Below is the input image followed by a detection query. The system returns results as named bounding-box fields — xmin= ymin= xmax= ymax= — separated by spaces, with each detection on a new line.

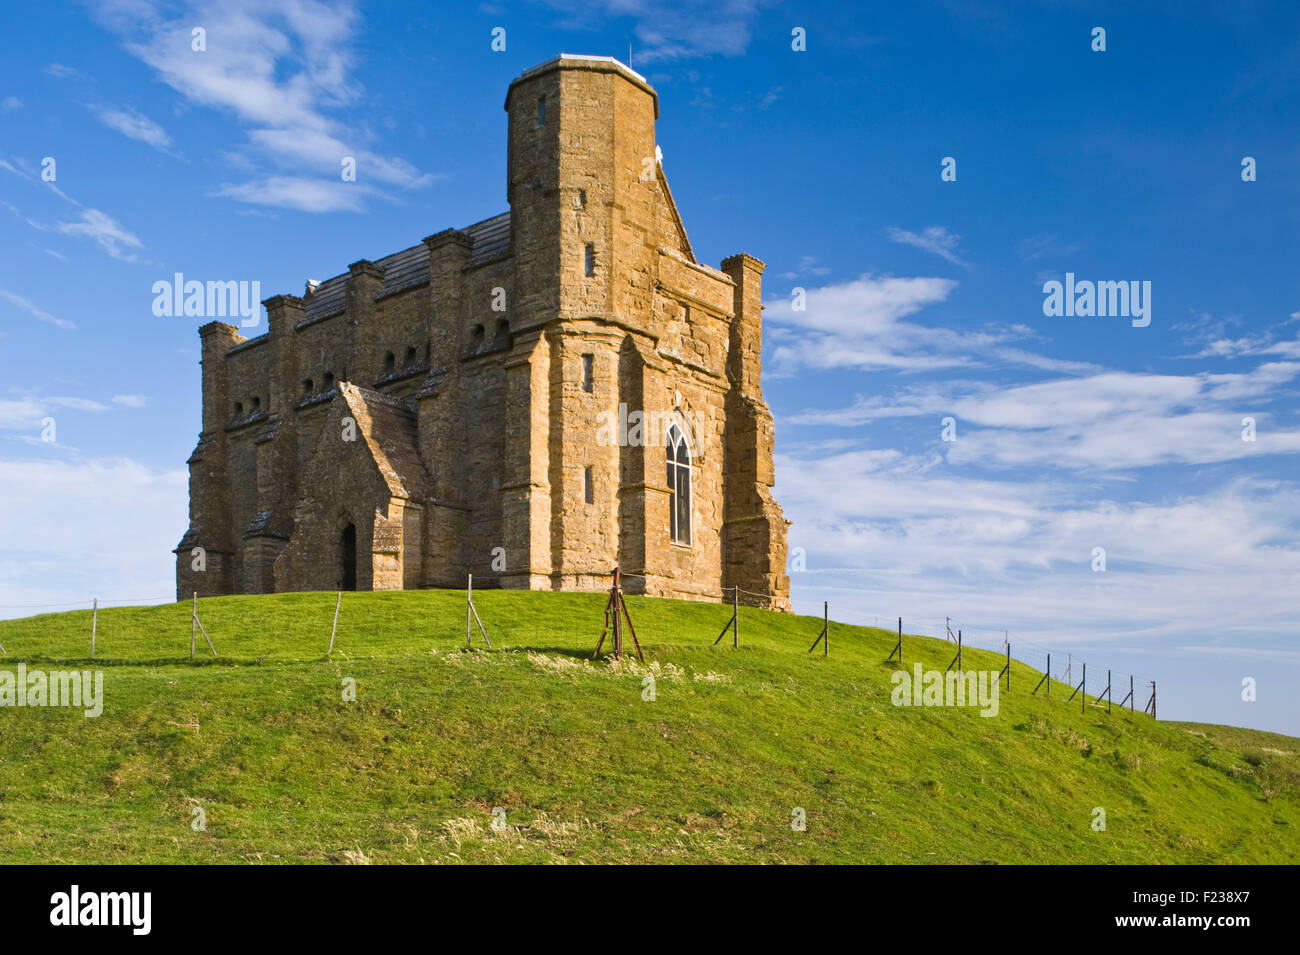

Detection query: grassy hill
xmin=0 ymin=589 xmax=1295 ymax=864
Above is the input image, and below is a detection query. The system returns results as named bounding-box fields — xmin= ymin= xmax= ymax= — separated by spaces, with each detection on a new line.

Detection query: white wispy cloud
xmin=55 ymin=208 xmax=145 ymax=262
xmin=89 ymin=103 xmax=173 ymax=152
xmin=1171 ymin=309 xmax=1300 ymax=359
xmin=1017 ymin=233 xmax=1082 ymax=263
xmin=212 ymin=176 xmax=369 ymax=213
xmin=544 ymin=0 xmax=774 ymax=63
xmin=764 ymin=274 xmax=1097 ymax=375
xmin=0 ymin=155 xmax=147 ymax=262
xmin=0 ymin=394 xmax=115 ymax=431
xmin=887 ymin=225 xmax=970 ymax=269
xmin=0 ymin=288 xmax=75 ymax=330
xmin=790 ymin=362 xmax=1300 ymax=471
xmin=91 ymin=0 xmax=433 ymax=211
xmin=776 ymin=254 xmax=831 ymax=280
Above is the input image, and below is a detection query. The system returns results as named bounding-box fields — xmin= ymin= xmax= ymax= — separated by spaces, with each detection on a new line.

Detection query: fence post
xmin=91 ymin=597 xmax=98 ymax=659
xmin=714 ymin=588 xmax=738 ymax=647
xmin=886 ymin=616 xmax=902 ymax=665
xmin=945 ymin=629 xmax=962 ymax=674
xmin=328 ymin=591 xmax=341 ymax=655
xmin=1082 ymin=663 xmax=1086 ymax=713
xmin=465 ymin=574 xmax=492 ymax=649
xmin=1033 ymin=652 xmax=1050 ymax=696
xmin=190 ymin=596 xmax=217 ymax=657
xmin=808 ymin=601 xmax=829 ymax=655
xmin=733 ymin=586 xmax=739 ymax=649
xmin=613 ymin=568 xmax=623 ymax=658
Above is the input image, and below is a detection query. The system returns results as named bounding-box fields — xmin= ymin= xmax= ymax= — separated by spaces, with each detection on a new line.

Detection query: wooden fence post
xmin=191 ymin=592 xmax=197 ymax=659
xmin=1032 ymin=653 xmax=1050 ymax=696
xmin=808 ymin=601 xmax=828 ymax=655
xmin=328 ymin=591 xmax=341 ymax=655
xmin=945 ymin=629 xmax=962 ymax=674
xmin=714 ymin=588 xmax=737 ymax=647
xmin=733 ymin=585 xmax=739 ymax=649
xmin=887 ymin=617 xmax=903 ymax=665
xmin=91 ymin=597 xmax=98 ymax=659
xmin=466 ymin=574 xmax=492 ymax=649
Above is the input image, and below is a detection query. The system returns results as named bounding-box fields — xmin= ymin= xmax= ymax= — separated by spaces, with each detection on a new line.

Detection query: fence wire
xmin=0 ymin=572 xmax=1158 ymax=717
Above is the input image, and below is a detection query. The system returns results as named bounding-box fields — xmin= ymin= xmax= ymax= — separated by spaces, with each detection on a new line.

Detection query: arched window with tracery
xmin=667 ymin=422 xmax=691 ymax=546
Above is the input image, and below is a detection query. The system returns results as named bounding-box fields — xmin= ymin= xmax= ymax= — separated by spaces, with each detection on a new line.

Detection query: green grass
xmin=0 ymin=589 xmax=1295 ymax=864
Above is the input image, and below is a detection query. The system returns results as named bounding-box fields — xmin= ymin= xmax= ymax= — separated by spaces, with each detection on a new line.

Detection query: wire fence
xmin=0 ymin=570 xmax=1157 ymax=717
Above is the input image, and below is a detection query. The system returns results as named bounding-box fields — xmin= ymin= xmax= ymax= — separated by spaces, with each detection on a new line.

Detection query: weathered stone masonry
xmin=176 ymin=55 xmax=790 ymax=611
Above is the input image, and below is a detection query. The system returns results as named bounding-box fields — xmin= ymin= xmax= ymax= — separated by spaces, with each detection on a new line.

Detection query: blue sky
xmin=2 ymin=1 xmax=1298 ymax=734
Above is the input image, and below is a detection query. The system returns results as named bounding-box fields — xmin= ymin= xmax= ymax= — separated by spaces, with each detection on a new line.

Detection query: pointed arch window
xmin=667 ymin=422 xmax=691 ymax=546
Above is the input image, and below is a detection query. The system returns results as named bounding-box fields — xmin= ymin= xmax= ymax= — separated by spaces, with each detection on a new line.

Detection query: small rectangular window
xmin=537 ymin=95 xmax=546 ymax=127
xmin=584 ymin=243 xmax=595 ymax=277
xmin=584 ymin=466 xmax=594 ymax=504
xmin=581 ymin=354 xmax=593 ymax=393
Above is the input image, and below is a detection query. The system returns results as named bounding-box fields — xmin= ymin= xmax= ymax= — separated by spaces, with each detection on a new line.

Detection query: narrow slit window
xmin=581 ymin=353 xmax=593 ymax=393
xmin=667 ymin=423 xmax=691 ymax=546
xmin=584 ymin=243 xmax=596 ymax=277
xmin=537 ymin=95 xmax=546 ymax=127
xmin=584 ymin=466 xmax=594 ymax=504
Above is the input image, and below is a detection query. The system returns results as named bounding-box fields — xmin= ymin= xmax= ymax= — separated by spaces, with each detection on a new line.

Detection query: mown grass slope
xmin=0 ymin=589 xmax=1295 ymax=864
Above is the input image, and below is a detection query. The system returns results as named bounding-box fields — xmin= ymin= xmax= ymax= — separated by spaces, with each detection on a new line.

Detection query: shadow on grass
xmin=6 ymin=655 xmax=299 ymax=668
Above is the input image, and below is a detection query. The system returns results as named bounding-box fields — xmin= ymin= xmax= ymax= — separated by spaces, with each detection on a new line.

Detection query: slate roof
xmin=300 ymin=212 xmax=511 ymax=325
